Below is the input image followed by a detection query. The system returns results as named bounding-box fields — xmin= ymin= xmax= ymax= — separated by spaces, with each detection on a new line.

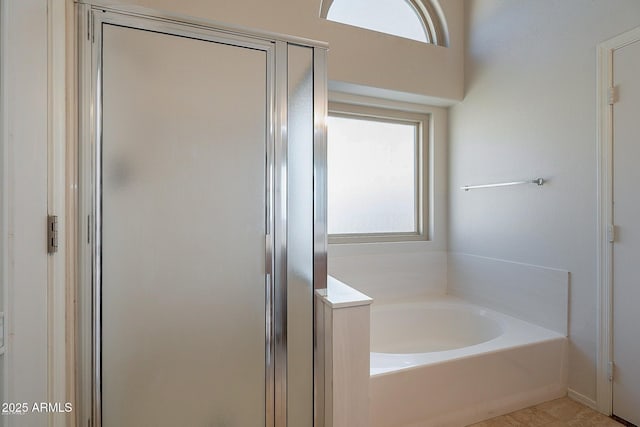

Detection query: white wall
xmin=96 ymin=0 xmax=464 ymax=104
xmin=0 ymin=0 xmax=6 ymax=412
xmin=1 ymin=0 xmax=50 ymax=425
xmin=449 ymin=0 xmax=640 ymax=403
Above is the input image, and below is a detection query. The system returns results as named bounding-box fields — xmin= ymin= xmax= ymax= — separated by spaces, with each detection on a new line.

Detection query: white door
xmin=612 ymin=36 xmax=640 ymax=426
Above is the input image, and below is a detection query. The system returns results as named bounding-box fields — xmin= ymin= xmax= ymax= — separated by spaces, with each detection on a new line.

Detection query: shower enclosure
xmin=76 ymin=4 xmax=327 ymax=427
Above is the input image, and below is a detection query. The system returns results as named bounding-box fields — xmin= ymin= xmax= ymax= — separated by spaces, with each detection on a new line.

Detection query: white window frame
xmin=327 ymin=102 xmax=429 ymax=244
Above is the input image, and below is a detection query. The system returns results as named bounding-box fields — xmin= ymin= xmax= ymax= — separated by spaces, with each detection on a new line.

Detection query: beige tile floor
xmin=468 ymin=397 xmax=625 ymax=427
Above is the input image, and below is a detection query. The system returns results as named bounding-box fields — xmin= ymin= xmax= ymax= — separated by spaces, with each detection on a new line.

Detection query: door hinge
xmin=608 ymin=361 xmax=615 ymax=382
xmin=608 ymin=86 xmax=619 ymax=105
xmin=607 ymin=224 xmax=617 ymax=243
xmin=47 ymin=215 xmax=59 ymax=254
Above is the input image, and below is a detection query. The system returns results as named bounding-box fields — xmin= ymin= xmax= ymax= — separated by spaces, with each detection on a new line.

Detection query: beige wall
xmin=101 ymin=0 xmax=464 ymax=103
xmin=449 ymin=0 xmax=640 ymax=403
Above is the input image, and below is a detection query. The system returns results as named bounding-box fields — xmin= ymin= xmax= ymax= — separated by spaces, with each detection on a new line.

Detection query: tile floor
xmin=468 ymin=397 xmax=625 ymax=426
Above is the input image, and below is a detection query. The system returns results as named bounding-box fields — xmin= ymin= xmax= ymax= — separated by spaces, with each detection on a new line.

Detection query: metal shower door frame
xmin=76 ymin=4 xmax=328 ymax=427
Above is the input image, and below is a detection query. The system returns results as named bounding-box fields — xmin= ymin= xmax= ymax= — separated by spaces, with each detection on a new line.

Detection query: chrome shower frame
xmin=76 ymin=3 xmax=328 ymax=427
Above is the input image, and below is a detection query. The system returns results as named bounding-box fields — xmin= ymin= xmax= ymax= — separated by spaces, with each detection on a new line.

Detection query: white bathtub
xmin=369 ymin=296 xmax=568 ymax=427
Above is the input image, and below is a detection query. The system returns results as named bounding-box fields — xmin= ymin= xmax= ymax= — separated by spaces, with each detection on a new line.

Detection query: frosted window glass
xmin=326 ymin=0 xmax=428 ymax=43
xmin=328 ymin=115 xmax=417 ymax=235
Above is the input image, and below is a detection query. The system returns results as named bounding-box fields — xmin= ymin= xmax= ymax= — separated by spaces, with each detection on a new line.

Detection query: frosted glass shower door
xmin=100 ymin=24 xmax=270 ymax=426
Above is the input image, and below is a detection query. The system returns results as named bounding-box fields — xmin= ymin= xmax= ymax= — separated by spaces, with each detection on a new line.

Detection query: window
xmin=326 ymin=0 xmax=428 ymax=43
xmin=320 ymin=0 xmax=449 ymax=47
xmin=327 ymin=103 xmax=429 ymax=243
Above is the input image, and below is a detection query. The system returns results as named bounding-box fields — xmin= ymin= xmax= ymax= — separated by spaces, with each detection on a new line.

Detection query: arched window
xmin=321 ymin=0 xmax=448 ymax=47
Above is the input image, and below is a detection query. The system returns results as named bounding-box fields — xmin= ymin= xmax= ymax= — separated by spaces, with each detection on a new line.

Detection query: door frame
xmin=1 ymin=1 xmax=69 ymax=425
xmin=596 ymin=24 xmax=640 ymax=415
xmin=81 ymin=11 xmax=278 ymax=427
xmin=75 ymin=3 xmax=328 ymax=427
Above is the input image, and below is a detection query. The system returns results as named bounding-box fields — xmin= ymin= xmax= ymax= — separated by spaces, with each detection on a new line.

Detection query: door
xmin=99 ymin=22 xmax=271 ymax=426
xmin=612 ymin=36 xmax=640 ymax=426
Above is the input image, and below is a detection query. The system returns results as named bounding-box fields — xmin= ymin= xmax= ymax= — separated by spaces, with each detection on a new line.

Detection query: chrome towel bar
xmin=461 ymin=178 xmax=545 ymax=191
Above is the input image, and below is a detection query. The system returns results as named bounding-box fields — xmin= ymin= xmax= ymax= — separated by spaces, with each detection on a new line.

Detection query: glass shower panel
xmin=287 ymin=44 xmax=314 ymax=427
xmin=101 ymin=24 xmax=268 ymax=426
